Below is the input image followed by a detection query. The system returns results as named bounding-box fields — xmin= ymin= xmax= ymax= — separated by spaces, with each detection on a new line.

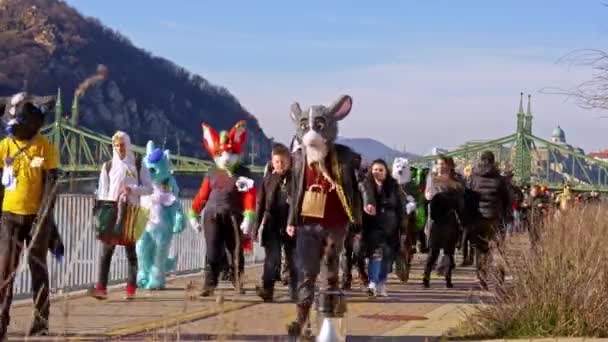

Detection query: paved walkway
xmin=8 ymin=254 xmax=488 ymax=341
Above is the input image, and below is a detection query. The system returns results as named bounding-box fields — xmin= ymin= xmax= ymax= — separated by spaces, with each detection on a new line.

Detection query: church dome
xmin=552 ymin=125 xmax=566 ymax=143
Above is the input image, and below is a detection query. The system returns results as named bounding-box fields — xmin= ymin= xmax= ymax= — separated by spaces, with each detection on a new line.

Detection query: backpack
xmin=103 ymin=155 xmax=143 ymax=185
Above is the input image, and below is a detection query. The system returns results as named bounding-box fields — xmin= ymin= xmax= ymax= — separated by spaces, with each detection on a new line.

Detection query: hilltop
xmin=0 ymin=0 xmax=271 ymax=161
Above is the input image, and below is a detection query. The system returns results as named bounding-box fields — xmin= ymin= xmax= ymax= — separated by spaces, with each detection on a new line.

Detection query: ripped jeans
xmin=368 ymin=245 xmax=391 ymax=285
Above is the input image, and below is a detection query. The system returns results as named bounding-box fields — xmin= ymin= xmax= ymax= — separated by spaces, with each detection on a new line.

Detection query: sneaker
xmin=125 ymin=284 xmax=136 ymax=300
xmin=88 ymin=284 xmax=108 ymax=300
xmin=199 ymin=288 xmax=215 ymax=297
xmin=367 ymin=282 xmax=377 ymax=297
xmin=28 ymin=320 xmax=49 ymax=337
xmin=377 ymin=283 xmax=388 ymax=297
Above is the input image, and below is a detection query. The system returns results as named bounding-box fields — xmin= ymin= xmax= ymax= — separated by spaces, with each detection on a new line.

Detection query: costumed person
xmin=0 ymin=93 xmax=61 ymax=337
xmin=411 ymin=166 xmax=430 ymax=253
xmin=254 ymin=143 xmax=297 ymax=302
xmin=136 ymin=141 xmax=185 ymax=290
xmin=285 ymin=95 xmax=367 ymax=337
xmin=89 ymin=131 xmax=153 ymax=300
xmin=391 ymin=157 xmax=418 ymax=283
xmin=189 ymin=120 xmax=256 ymax=297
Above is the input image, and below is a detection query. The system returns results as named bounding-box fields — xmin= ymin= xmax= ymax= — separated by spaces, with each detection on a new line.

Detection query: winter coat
xmin=466 ymin=163 xmax=512 ymax=223
xmin=287 ymin=144 xmax=362 ymax=227
xmin=361 ymin=177 xmax=405 ymax=262
xmin=425 ymin=175 xmax=464 ymax=253
xmin=254 ymin=171 xmax=292 ymax=247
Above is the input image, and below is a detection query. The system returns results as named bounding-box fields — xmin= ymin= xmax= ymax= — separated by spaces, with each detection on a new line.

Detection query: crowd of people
xmin=0 ymin=92 xmax=603 ymax=339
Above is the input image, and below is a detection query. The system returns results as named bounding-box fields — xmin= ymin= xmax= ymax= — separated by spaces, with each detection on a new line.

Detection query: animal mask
xmin=145 ymin=140 xmax=174 ymax=184
xmin=201 ymin=120 xmax=247 ymax=171
xmin=0 ymin=92 xmax=55 ymax=140
xmin=289 ymin=95 xmax=352 ymax=164
xmin=392 ymin=158 xmax=412 ymax=185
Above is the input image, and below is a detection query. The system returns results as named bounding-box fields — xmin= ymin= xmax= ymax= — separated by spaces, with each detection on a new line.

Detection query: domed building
xmin=551 ymin=125 xmax=566 ymax=144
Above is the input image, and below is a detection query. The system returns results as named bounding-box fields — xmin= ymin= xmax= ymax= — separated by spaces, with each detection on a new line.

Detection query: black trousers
xmin=0 ymin=212 xmax=50 ymax=332
xmin=340 ymin=228 xmax=367 ymax=283
xmin=97 ymin=242 xmax=137 ymax=288
xmin=262 ymin=235 xmax=296 ymax=292
xmin=203 ymin=212 xmax=244 ymax=288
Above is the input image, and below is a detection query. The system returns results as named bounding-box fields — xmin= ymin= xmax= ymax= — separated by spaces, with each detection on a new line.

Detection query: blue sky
xmin=66 ymin=0 xmax=608 ymax=154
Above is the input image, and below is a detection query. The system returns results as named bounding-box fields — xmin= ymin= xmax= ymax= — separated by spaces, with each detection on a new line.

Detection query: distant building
xmin=431 ymin=147 xmax=448 ymax=155
xmin=588 ymin=149 xmax=608 ymax=162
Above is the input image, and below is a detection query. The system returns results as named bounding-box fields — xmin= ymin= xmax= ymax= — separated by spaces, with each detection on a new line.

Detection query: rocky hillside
xmin=0 ymin=0 xmax=271 ymax=161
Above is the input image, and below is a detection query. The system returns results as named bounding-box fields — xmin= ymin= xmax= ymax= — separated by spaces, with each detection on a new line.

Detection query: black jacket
xmin=254 ymin=171 xmax=291 ymax=244
xmin=467 ymin=163 xmax=512 ymax=222
xmin=287 ymin=144 xmax=362 ymax=227
xmin=361 ymin=177 xmax=405 ymax=252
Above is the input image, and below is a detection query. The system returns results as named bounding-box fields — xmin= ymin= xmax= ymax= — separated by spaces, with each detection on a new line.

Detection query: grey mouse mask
xmin=289 ymin=95 xmax=352 ymax=164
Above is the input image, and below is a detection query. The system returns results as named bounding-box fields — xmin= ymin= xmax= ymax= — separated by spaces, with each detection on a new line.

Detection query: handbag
xmin=301 ymin=184 xmax=327 ymax=218
xmin=93 ymin=199 xmax=148 ymax=246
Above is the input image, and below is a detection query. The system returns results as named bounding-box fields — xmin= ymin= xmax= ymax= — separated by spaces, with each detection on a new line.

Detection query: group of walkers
xmin=0 ymin=92 xmax=603 ymax=340
xmin=253 ymin=147 xmax=516 ymax=301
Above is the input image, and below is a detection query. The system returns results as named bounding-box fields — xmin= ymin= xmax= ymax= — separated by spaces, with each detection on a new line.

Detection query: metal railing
xmin=14 ymin=194 xmax=265 ymax=300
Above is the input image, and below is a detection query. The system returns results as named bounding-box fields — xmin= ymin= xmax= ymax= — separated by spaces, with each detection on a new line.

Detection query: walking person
xmin=466 ymin=151 xmax=512 ymax=290
xmin=361 ymin=159 xmax=405 ymax=297
xmin=423 ymin=155 xmax=464 ymax=289
xmin=341 ymin=152 xmax=369 ymax=290
xmin=0 ymin=94 xmax=60 ymax=338
xmin=254 ymin=143 xmax=297 ymax=301
xmin=88 ymin=131 xmax=153 ymax=300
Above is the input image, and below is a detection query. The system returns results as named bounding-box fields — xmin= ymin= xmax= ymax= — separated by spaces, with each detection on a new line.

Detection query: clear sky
xmin=66 ymin=0 xmax=608 ymax=154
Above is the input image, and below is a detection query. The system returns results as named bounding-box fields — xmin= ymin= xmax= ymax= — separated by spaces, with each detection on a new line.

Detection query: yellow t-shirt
xmin=0 ymin=134 xmax=59 ymax=215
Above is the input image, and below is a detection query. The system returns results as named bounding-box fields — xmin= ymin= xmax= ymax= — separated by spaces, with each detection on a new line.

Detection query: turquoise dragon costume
xmin=136 ymin=140 xmax=186 ymax=290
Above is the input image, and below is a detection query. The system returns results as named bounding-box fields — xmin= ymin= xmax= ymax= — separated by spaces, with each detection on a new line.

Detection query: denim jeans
xmin=368 ymin=247 xmax=388 ymax=284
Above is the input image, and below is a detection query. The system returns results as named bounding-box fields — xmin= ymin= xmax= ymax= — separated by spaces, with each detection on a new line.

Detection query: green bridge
xmin=412 ymin=93 xmax=608 ymax=192
xmin=41 ymin=88 xmax=265 ymax=175
xmin=37 ymin=89 xmax=608 ymax=192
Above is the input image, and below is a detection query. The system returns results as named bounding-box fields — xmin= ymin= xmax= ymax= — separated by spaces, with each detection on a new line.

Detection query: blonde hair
xmin=112 ymin=131 xmax=127 ymax=144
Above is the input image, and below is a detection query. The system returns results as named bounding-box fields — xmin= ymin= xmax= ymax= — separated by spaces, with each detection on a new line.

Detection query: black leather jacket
xmin=287 ymin=144 xmax=363 ymax=227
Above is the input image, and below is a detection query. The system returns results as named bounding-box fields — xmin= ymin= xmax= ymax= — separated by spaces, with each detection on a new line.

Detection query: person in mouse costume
xmin=0 ymin=92 xmax=62 ymax=338
xmin=189 ymin=120 xmax=256 ymax=297
xmin=285 ymin=95 xmax=370 ymax=336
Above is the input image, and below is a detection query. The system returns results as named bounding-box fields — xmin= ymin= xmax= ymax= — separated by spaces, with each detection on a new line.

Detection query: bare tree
xmin=542 ymin=49 xmax=608 ymax=110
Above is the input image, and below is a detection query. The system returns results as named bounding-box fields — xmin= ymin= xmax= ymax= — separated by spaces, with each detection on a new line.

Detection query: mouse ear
xmin=29 ymin=95 xmax=56 ymax=114
xmin=329 ymin=95 xmax=352 ymax=121
xmin=290 ymin=102 xmax=302 ymax=123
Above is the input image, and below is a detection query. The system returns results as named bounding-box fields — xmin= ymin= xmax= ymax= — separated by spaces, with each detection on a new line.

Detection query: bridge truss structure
xmin=40 ymin=89 xmax=264 ymax=175
xmin=412 ymin=93 xmax=608 ymax=192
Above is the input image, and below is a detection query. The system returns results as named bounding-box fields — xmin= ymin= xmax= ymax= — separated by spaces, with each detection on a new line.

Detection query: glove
xmin=235 ymin=176 xmax=254 ymax=192
xmin=188 ymin=210 xmax=202 ymax=233
xmin=406 ymin=202 xmax=417 ymax=215
xmin=240 ymin=214 xmax=253 ymax=235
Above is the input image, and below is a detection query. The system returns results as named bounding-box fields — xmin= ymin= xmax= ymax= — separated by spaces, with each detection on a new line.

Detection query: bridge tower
xmin=54 ymin=88 xmax=62 ymax=149
xmin=514 ymin=93 xmax=531 ymax=184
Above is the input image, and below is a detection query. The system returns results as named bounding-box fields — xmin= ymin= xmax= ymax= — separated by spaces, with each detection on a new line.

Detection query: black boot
xmin=256 ymin=286 xmax=274 ymax=302
xmin=422 ymin=272 xmax=430 ymax=288
xmin=287 ymin=303 xmax=311 ymax=337
xmin=445 ymin=273 xmax=454 ymax=289
xmin=341 ymin=275 xmax=352 ymax=291
xmin=200 ymin=270 xmax=216 ymax=297
xmin=28 ymin=318 xmax=49 ymax=337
